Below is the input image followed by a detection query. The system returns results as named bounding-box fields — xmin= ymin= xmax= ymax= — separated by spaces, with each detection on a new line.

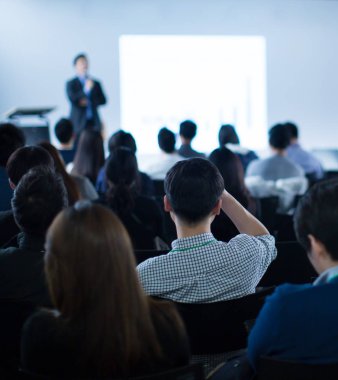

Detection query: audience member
xmin=54 ymin=118 xmax=76 ymax=165
xmin=245 ymin=123 xmax=307 ymax=213
xmin=38 ymin=141 xmax=97 ymax=202
xmin=285 ymin=121 xmax=324 ymax=180
xmin=0 ymin=123 xmax=25 ymax=211
xmin=143 ymin=127 xmax=184 ymax=180
xmin=102 ymin=148 xmax=164 ymax=249
xmin=21 ymin=203 xmax=190 ymax=378
xmin=38 ymin=142 xmax=80 ymax=205
xmin=209 ymin=147 xmax=256 ymax=242
xmin=96 ymin=130 xmax=154 ymax=196
xmin=178 ymin=120 xmax=205 ymax=158
xmin=0 ymin=166 xmax=67 ymax=306
xmin=0 ymin=146 xmax=54 ymax=247
xmin=248 ymin=178 xmax=338 ymax=370
xmin=218 ymin=124 xmax=258 ymax=172
xmin=137 ymin=158 xmax=276 ymax=302
xmin=69 ymin=129 xmax=105 ymax=185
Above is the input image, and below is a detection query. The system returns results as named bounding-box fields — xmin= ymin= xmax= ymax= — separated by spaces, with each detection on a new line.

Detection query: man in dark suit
xmin=66 ymin=53 xmax=107 ymax=136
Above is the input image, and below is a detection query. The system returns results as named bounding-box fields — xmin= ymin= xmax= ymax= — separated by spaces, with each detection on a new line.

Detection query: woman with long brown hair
xmin=20 ymin=203 xmax=189 ymax=378
xmin=209 ymin=147 xmax=257 ymax=242
xmin=38 ymin=142 xmax=80 ymax=205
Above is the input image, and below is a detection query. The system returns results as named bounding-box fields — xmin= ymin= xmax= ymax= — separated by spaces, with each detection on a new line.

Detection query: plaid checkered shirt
xmin=137 ymin=233 xmax=277 ymax=303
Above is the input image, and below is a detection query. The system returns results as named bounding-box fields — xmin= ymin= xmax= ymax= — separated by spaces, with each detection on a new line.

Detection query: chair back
xmin=257 ymin=356 xmax=338 ymax=380
xmin=255 ymin=196 xmax=279 ymax=232
xmin=169 ymin=287 xmax=275 ymax=355
xmin=134 ymin=249 xmax=169 ymax=265
xmin=258 ymin=241 xmax=317 ymax=287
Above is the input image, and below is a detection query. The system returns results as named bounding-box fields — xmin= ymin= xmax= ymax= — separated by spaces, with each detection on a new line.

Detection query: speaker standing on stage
xmin=66 ymin=53 xmax=107 ymax=136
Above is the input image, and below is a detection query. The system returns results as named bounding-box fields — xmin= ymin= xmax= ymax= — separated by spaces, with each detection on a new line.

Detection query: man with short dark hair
xmin=178 ymin=120 xmax=205 ymax=158
xmin=143 ymin=127 xmax=184 ymax=180
xmin=285 ymin=121 xmax=324 ymax=180
xmin=137 ymin=158 xmax=276 ymax=303
xmin=248 ymin=178 xmax=338 ymax=369
xmin=66 ymin=53 xmax=106 ymax=135
xmin=245 ymin=124 xmax=307 ymax=213
xmin=0 ymin=166 xmax=68 ymax=306
xmin=0 ymin=146 xmax=54 ymax=247
xmin=246 ymin=124 xmax=304 ymax=181
xmin=0 ymin=123 xmax=25 ymax=211
xmin=54 ymin=118 xmax=75 ymax=164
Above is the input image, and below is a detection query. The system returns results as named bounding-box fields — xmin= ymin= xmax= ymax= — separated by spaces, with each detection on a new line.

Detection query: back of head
xmin=218 ymin=124 xmax=240 ymax=146
xmin=73 ymin=130 xmax=105 ymax=183
xmin=158 ymin=127 xmax=176 ymax=153
xmin=179 ymin=120 xmax=197 ymax=141
xmin=12 ymin=166 xmax=68 ymax=237
xmin=108 ymin=130 xmax=137 ymax=154
xmin=0 ymin=123 xmax=25 ymax=167
xmin=268 ymin=123 xmax=291 ymax=150
xmin=6 ymin=146 xmax=54 ymax=186
xmin=164 ymin=158 xmax=224 ymax=224
xmin=284 ymin=121 xmax=299 ymax=140
xmin=45 ymin=202 xmax=161 ymax=375
xmin=294 ymin=178 xmax=338 ymax=261
xmin=105 ymin=147 xmax=140 ymax=215
xmin=209 ymin=147 xmax=248 ymax=206
xmin=54 ymin=118 xmax=74 ymax=144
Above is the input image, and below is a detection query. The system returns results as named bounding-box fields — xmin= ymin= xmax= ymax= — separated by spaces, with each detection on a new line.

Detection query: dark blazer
xmin=66 ymin=77 xmax=106 ymax=134
xmin=0 ymin=210 xmax=19 ymax=248
xmin=0 ymin=233 xmax=51 ymax=307
xmin=248 ymin=279 xmax=338 ymax=369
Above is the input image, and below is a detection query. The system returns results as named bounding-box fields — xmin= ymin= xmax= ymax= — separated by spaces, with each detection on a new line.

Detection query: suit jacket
xmin=66 ymin=77 xmax=106 ymax=134
xmin=247 ymin=279 xmax=338 ymax=369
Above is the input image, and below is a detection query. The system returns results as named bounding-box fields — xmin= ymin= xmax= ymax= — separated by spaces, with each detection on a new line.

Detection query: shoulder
xmin=66 ymin=77 xmax=79 ymax=85
xmin=228 ymin=233 xmax=275 ymax=250
xmin=23 ymin=309 xmax=60 ymax=337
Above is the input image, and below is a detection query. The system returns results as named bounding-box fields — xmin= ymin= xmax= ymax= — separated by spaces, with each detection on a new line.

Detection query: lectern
xmin=4 ymin=106 xmax=56 ymax=145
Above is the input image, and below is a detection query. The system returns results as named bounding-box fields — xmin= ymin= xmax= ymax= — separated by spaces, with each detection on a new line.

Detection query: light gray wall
xmin=0 ymin=0 xmax=338 ymax=148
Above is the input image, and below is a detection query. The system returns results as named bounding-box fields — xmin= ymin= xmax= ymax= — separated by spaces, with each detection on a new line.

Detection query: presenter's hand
xmin=79 ymin=98 xmax=88 ymax=107
xmin=85 ymin=79 xmax=94 ymax=92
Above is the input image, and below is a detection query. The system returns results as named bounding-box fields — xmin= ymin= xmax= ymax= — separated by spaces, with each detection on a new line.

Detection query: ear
xmin=9 ymin=179 xmax=15 ymax=190
xmin=308 ymin=234 xmax=327 ymax=260
xmin=163 ymin=195 xmax=173 ymax=213
xmin=211 ymin=198 xmax=222 ymax=216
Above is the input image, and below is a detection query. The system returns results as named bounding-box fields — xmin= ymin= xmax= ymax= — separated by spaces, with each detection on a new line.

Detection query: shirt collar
xmin=314 ymin=264 xmax=338 ymax=285
xmin=171 ymin=232 xmax=217 ymax=252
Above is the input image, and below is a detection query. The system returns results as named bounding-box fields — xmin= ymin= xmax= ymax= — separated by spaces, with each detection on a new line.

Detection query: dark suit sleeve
xmin=66 ymin=80 xmax=86 ymax=107
xmin=90 ymin=81 xmax=107 ymax=107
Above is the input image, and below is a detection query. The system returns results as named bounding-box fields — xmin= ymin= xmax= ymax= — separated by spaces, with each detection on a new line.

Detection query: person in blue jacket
xmin=248 ymin=177 xmax=338 ymax=369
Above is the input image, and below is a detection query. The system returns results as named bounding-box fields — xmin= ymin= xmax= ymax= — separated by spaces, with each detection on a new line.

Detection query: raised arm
xmin=221 ymin=190 xmax=269 ymax=236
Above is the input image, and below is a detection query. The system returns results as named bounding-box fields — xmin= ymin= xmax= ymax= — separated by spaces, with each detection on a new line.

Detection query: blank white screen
xmin=119 ymin=35 xmax=267 ymax=155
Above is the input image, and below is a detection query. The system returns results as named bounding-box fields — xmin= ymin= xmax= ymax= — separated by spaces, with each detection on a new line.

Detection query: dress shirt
xmin=314 ymin=264 xmax=338 ymax=285
xmin=287 ymin=143 xmax=324 ymax=179
xmin=137 ymin=232 xmax=276 ymax=303
xmin=78 ymin=75 xmax=93 ymax=120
